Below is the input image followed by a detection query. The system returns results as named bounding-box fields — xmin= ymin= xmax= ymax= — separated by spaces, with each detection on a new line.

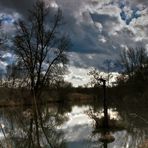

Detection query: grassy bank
xmin=0 ymin=87 xmax=96 ymax=107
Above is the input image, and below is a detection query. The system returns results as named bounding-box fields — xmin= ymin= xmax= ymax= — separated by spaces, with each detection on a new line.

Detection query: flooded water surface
xmin=0 ymin=102 xmax=148 ymax=148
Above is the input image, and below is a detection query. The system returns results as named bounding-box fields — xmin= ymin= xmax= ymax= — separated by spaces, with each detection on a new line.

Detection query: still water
xmin=0 ymin=102 xmax=148 ymax=148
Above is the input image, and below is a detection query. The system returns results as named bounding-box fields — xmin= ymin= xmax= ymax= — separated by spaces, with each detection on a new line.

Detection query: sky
xmin=0 ymin=0 xmax=148 ymax=86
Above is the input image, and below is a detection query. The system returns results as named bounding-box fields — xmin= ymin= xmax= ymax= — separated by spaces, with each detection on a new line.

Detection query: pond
xmin=0 ymin=102 xmax=148 ymax=148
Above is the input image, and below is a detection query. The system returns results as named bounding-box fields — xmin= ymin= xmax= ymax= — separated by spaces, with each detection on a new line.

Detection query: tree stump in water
xmin=99 ymin=132 xmax=115 ymax=143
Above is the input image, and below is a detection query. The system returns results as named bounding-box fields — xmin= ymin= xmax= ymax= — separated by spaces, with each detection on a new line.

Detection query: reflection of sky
xmin=0 ymin=133 xmax=4 ymax=139
xmin=0 ymin=105 xmax=147 ymax=147
xmin=59 ymin=106 xmax=121 ymax=142
xmin=0 ymin=123 xmax=7 ymax=139
xmin=59 ymin=106 xmax=93 ymax=142
xmin=59 ymin=105 xmax=146 ymax=148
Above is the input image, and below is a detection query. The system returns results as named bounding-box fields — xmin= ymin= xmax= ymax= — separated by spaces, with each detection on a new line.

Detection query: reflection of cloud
xmin=60 ymin=106 xmax=93 ymax=141
xmin=59 ymin=105 xmax=141 ymax=147
xmin=0 ymin=61 xmax=7 ymax=74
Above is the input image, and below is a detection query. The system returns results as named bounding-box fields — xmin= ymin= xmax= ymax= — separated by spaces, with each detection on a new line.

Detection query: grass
xmin=0 ymin=86 xmax=95 ymax=107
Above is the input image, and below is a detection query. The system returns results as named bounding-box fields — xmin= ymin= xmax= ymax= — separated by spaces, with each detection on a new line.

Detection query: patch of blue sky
xmin=120 ymin=8 xmax=141 ymax=25
xmin=1 ymin=15 xmax=15 ymax=24
xmin=119 ymin=0 xmax=141 ymax=25
xmin=119 ymin=1 xmax=125 ymax=9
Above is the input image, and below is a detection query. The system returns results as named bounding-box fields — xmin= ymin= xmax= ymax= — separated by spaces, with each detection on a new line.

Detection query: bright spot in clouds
xmin=0 ymin=0 xmax=148 ymax=86
xmin=64 ymin=66 xmax=91 ymax=87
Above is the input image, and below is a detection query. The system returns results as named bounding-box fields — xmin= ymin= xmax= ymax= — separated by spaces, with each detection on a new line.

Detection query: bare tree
xmin=13 ymin=1 xmax=70 ymax=99
xmin=88 ymin=68 xmax=112 ymax=87
xmin=0 ymin=18 xmax=7 ymax=50
xmin=0 ymin=19 xmax=3 ymax=58
xmin=0 ymin=19 xmax=2 ymax=46
xmin=120 ymin=47 xmax=148 ymax=79
xmin=103 ymin=60 xmax=113 ymax=86
xmin=88 ymin=68 xmax=104 ymax=87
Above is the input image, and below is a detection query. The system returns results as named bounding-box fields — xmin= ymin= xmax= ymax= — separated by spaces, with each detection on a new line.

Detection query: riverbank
xmin=0 ymin=86 xmax=95 ymax=107
xmin=0 ymin=86 xmax=148 ymax=108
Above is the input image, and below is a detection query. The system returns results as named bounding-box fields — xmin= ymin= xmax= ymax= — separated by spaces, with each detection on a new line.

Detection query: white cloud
xmin=64 ymin=63 xmax=120 ymax=87
xmin=64 ymin=66 xmax=91 ymax=87
xmin=0 ymin=0 xmax=148 ymax=85
xmin=2 ymin=52 xmax=12 ymax=58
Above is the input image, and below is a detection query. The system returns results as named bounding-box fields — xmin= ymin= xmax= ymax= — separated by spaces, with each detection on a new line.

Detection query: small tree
xmin=88 ymin=68 xmax=111 ymax=87
xmin=13 ymin=1 xmax=70 ymax=99
xmin=103 ymin=60 xmax=113 ymax=86
xmin=88 ymin=68 xmax=102 ymax=88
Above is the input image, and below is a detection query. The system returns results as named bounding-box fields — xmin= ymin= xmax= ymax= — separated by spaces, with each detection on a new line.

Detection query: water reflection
xmin=0 ymin=104 xmax=68 ymax=148
xmin=0 ymin=103 xmax=148 ymax=147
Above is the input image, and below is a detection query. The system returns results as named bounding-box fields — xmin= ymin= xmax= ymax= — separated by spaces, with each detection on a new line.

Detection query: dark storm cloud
xmin=0 ymin=0 xmax=37 ymax=15
xmin=60 ymin=7 xmax=121 ymax=54
xmin=90 ymin=13 xmax=117 ymax=23
xmin=130 ymin=0 xmax=148 ymax=6
xmin=0 ymin=0 xmax=148 ymax=73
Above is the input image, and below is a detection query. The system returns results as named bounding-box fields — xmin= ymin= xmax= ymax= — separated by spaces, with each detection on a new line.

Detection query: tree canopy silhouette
xmin=13 ymin=1 xmax=70 ymax=98
xmin=120 ymin=47 xmax=148 ymax=79
xmin=117 ymin=47 xmax=148 ymax=94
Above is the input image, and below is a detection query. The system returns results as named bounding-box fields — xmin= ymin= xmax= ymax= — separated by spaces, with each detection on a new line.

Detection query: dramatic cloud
xmin=64 ymin=66 xmax=90 ymax=87
xmin=0 ymin=0 xmax=37 ymax=14
xmin=0 ymin=0 xmax=148 ymax=85
xmin=54 ymin=0 xmax=148 ymax=68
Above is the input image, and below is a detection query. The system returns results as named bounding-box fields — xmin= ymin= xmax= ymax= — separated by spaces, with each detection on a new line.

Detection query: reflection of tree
xmin=0 ymin=104 xmax=68 ymax=147
xmin=115 ymin=103 xmax=148 ymax=148
xmin=86 ymin=106 xmax=116 ymax=148
xmin=57 ymin=101 xmax=72 ymax=115
xmin=1 ymin=103 xmax=148 ymax=147
xmin=86 ymin=103 xmax=148 ymax=148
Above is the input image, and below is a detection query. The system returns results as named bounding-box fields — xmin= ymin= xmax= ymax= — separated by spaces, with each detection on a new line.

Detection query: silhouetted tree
xmin=0 ymin=18 xmax=7 ymax=52
xmin=0 ymin=19 xmax=6 ymax=84
xmin=103 ymin=60 xmax=113 ymax=86
xmin=118 ymin=47 xmax=148 ymax=95
xmin=88 ymin=68 xmax=103 ymax=88
xmin=120 ymin=47 xmax=148 ymax=79
xmin=13 ymin=1 xmax=70 ymax=99
xmin=88 ymin=68 xmax=111 ymax=87
xmin=0 ymin=19 xmax=4 ymax=59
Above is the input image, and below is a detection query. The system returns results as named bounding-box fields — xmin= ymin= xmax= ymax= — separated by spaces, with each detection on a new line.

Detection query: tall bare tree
xmin=13 ymin=1 xmax=70 ymax=99
xmin=0 ymin=19 xmax=2 ymax=46
xmin=0 ymin=19 xmax=3 ymax=58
